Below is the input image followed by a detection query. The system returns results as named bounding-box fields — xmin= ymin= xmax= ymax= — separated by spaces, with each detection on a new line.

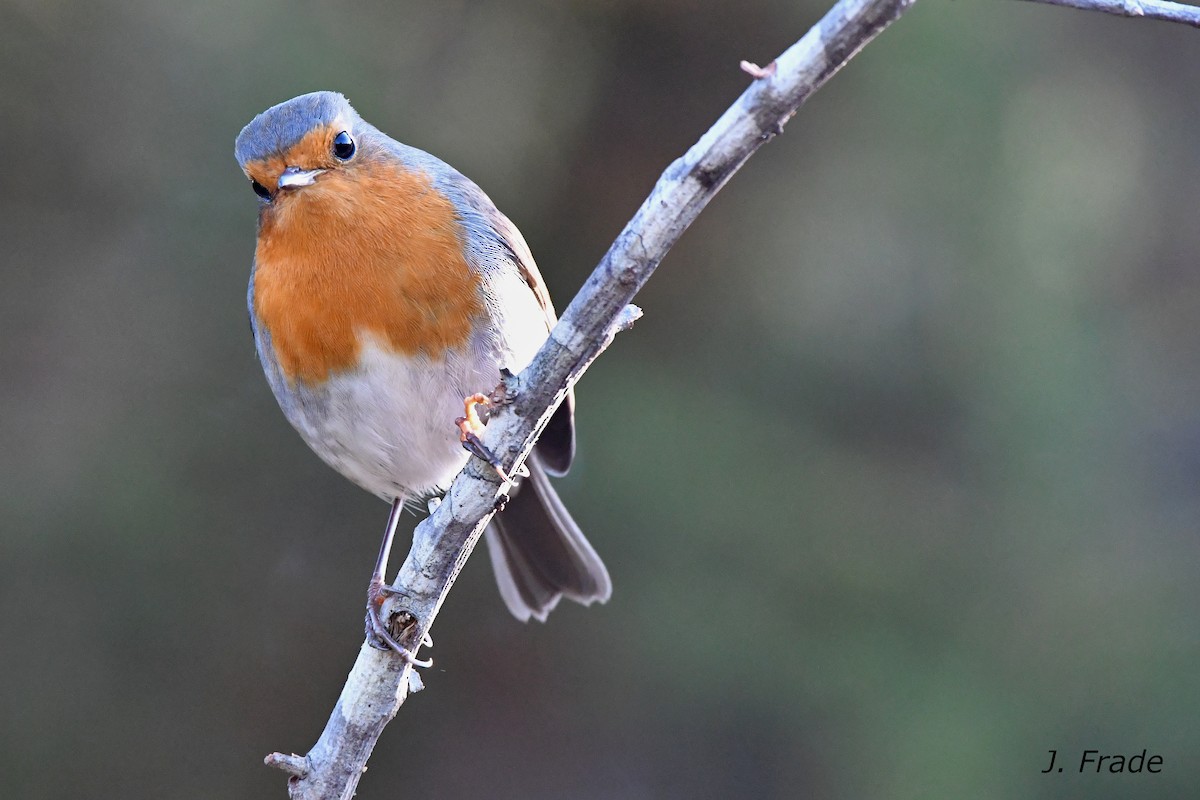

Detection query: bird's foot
xmin=456 ymin=392 xmax=511 ymax=482
xmin=365 ymin=578 xmax=433 ymax=667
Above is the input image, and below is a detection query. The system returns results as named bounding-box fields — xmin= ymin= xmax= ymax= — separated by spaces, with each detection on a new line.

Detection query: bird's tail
xmin=484 ymin=453 xmax=611 ymax=622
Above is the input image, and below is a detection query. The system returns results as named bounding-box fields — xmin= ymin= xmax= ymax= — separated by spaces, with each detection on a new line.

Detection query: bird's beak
xmin=277 ymin=166 xmax=325 ymax=189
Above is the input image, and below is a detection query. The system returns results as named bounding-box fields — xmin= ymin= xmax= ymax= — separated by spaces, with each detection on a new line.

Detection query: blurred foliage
xmin=2 ymin=0 xmax=1199 ymax=797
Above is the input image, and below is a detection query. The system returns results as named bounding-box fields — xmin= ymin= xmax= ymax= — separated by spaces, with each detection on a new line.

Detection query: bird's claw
xmin=457 ymin=392 xmax=511 ymax=482
xmin=365 ymin=583 xmax=433 ymax=667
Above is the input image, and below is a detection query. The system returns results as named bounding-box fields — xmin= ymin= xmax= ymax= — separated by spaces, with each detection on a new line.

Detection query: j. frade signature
xmin=1041 ymin=749 xmax=1163 ymax=774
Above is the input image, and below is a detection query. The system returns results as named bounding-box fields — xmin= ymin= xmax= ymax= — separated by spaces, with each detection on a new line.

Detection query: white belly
xmin=256 ymin=265 xmax=552 ymax=501
xmin=292 ymin=338 xmax=493 ymax=499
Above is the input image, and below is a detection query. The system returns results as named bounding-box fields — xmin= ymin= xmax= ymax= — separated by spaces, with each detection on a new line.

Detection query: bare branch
xmin=1019 ymin=0 xmax=1200 ymax=27
xmin=271 ymin=0 xmax=1200 ymax=792
xmin=267 ymin=0 xmax=917 ymax=796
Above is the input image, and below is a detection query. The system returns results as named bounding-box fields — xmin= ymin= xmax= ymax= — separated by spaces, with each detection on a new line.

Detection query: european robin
xmin=235 ymin=92 xmax=610 ymax=654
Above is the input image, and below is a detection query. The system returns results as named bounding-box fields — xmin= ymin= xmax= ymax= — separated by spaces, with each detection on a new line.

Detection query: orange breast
xmin=252 ymin=159 xmax=483 ymax=385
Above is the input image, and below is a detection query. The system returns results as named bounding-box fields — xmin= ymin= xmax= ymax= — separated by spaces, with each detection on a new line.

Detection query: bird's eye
xmin=251 ymin=180 xmax=271 ymax=200
xmin=332 ymin=131 xmax=355 ymax=160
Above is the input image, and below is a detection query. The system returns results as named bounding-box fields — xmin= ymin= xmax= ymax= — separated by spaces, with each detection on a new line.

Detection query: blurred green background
xmin=3 ymin=0 xmax=1199 ymax=797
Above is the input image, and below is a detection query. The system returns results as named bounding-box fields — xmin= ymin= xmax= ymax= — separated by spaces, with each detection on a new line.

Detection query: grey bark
xmin=1020 ymin=0 xmax=1200 ymax=28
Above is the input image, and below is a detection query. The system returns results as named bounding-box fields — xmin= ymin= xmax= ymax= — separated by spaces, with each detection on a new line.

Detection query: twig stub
xmin=265 ymin=752 xmax=310 ymax=779
xmin=740 ymin=59 xmax=778 ymax=78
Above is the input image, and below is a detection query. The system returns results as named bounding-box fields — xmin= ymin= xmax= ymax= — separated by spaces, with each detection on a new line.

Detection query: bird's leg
xmin=364 ymin=497 xmax=432 ymax=666
xmin=457 ymin=392 xmax=511 ymax=482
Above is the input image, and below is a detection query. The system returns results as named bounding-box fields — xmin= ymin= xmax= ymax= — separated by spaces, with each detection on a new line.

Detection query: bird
xmin=234 ymin=91 xmax=610 ymax=655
